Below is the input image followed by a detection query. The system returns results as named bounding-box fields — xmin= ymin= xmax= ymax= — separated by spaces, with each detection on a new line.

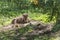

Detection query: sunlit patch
xmin=53 ymin=37 xmax=60 ymax=40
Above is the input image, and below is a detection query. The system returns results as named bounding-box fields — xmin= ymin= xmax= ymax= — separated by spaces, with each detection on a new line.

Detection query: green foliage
xmin=0 ymin=0 xmax=60 ymax=40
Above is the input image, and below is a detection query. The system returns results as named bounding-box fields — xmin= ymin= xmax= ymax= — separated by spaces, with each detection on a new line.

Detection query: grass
xmin=0 ymin=1 xmax=59 ymax=40
xmin=0 ymin=10 xmax=56 ymax=27
xmin=0 ymin=10 xmax=59 ymax=40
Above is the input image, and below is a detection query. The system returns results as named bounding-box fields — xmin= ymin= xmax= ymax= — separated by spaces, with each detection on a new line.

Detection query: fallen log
xmin=0 ymin=20 xmax=54 ymax=35
xmin=0 ymin=20 xmax=42 ymax=32
xmin=23 ymin=22 xmax=54 ymax=36
xmin=0 ymin=23 xmax=31 ymax=32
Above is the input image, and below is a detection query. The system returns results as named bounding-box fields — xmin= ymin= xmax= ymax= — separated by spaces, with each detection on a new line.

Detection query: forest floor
xmin=0 ymin=13 xmax=60 ymax=40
